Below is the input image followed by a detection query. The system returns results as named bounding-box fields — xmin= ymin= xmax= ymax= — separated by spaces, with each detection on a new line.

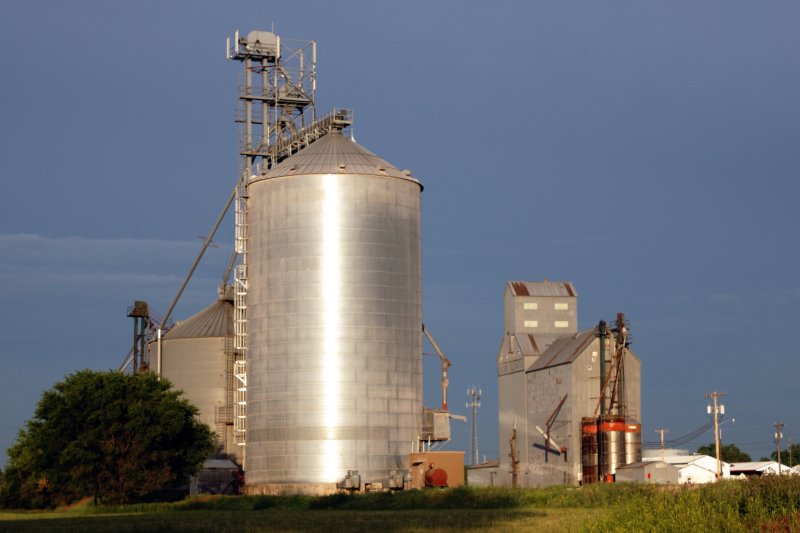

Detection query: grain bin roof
xmin=253 ymin=132 xmax=420 ymax=184
xmin=164 ymin=297 xmax=232 ymax=339
xmin=508 ymin=281 xmax=577 ymax=297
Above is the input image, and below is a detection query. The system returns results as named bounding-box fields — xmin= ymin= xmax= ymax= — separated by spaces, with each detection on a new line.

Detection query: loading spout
xmin=422 ymin=323 xmax=452 ymax=411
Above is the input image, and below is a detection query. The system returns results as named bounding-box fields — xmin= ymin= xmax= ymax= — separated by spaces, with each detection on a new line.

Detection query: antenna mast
xmin=467 ymin=386 xmax=482 ymax=465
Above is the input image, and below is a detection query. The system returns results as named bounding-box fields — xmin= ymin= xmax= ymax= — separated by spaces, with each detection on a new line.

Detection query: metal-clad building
xmin=615 ymin=461 xmax=679 ymax=484
xmin=244 ymin=131 xmax=423 ymax=493
xmin=498 ymin=280 xmax=578 ymax=475
xmin=154 ymin=288 xmax=241 ymax=461
xmin=495 ymin=280 xmax=641 ymax=487
xmin=644 ymin=455 xmax=732 ymax=483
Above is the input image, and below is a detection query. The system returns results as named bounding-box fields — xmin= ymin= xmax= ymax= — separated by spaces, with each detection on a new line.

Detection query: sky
xmin=1 ymin=1 xmax=799 ymax=466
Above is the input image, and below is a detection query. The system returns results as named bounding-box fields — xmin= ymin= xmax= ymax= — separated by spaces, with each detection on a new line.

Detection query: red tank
xmin=424 ymin=464 xmax=448 ymax=488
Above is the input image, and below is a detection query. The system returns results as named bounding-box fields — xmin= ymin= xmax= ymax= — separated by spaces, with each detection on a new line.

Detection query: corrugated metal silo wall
xmin=159 ymin=337 xmax=229 ymax=448
xmin=246 ymin=172 xmax=423 ymax=487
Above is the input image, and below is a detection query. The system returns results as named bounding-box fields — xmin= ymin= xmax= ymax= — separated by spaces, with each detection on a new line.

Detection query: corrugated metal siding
xmin=529 ymin=329 xmax=597 ymax=371
xmin=514 ymin=333 xmax=564 ymax=358
xmin=511 ymin=282 xmax=530 ymax=296
xmin=160 ymin=336 xmax=227 ymax=448
xmin=245 ymin=153 xmax=423 ymax=487
xmin=165 ymin=298 xmax=233 ymax=339
xmin=508 ymin=280 xmax=578 ymax=298
xmin=255 ymin=132 xmax=419 ymax=183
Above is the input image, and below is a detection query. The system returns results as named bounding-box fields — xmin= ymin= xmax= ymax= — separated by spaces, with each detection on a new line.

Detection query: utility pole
xmin=775 ymin=423 xmax=784 ymax=475
xmin=466 ymin=386 xmax=482 ymax=465
xmin=655 ymin=428 xmax=669 ymax=461
xmin=790 ymin=437 xmax=794 ymax=468
xmin=705 ymin=391 xmax=726 ymax=479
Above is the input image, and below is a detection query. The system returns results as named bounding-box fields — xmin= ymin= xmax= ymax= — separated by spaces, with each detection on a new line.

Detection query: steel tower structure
xmin=226 ymin=30 xmax=322 ymax=454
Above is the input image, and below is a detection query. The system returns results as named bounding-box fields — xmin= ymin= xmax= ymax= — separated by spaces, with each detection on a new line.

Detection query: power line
xmin=643 ymin=418 xmax=719 ymax=448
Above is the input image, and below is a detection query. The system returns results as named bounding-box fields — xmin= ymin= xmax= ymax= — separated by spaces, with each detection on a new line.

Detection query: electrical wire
xmin=642 ymin=417 xmax=724 ymax=449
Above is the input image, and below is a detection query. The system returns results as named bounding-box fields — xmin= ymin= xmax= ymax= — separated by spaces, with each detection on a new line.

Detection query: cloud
xmin=0 ymin=233 xmax=230 ymax=288
xmin=0 ymin=233 xmax=231 ymax=323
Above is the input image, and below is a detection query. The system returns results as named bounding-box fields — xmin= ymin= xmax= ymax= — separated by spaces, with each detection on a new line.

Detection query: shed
xmin=729 ymin=461 xmax=786 ymax=477
xmin=642 ymin=454 xmax=728 ymax=484
xmin=466 ymin=459 xmax=505 ymax=487
xmin=615 ymin=461 xmax=679 ymax=484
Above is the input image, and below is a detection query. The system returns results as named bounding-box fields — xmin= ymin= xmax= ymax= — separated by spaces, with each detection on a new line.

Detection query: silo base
xmin=243 ymin=482 xmax=339 ymax=496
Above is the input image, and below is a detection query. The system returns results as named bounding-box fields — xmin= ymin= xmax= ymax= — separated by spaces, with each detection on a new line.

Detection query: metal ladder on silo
xmin=233 ymin=178 xmax=248 ymax=447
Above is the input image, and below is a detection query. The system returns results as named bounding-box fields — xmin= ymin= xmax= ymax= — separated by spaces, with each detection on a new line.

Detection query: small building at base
xmin=615 ymin=461 xmax=679 ymax=484
xmin=642 ymin=454 xmax=729 ymax=484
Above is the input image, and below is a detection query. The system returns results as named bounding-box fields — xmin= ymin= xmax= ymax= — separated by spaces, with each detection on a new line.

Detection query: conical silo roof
xmin=163 ymin=297 xmax=232 ymax=339
xmin=255 ymin=131 xmax=419 ymax=184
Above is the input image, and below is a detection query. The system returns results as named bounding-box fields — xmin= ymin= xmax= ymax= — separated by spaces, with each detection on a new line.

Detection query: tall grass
xmin=594 ymin=476 xmax=800 ymax=531
xmin=7 ymin=477 xmax=800 ymax=531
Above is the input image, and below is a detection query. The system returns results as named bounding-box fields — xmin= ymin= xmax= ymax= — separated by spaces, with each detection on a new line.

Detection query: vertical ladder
xmin=233 ymin=179 xmax=248 ymax=447
xmin=234 ymin=360 xmax=247 ymax=446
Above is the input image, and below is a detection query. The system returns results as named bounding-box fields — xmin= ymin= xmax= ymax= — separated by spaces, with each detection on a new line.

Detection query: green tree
xmin=1 ymin=370 xmax=214 ymax=508
xmin=696 ymin=442 xmax=752 ymax=463
xmin=764 ymin=443 xmax=800 ymax=466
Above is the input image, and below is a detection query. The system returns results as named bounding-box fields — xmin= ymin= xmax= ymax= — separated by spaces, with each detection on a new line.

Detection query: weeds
xmin=3 ymin=476 xmax=800 ymax=531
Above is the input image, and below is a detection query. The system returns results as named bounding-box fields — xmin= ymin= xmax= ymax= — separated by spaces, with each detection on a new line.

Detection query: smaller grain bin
xmin=581 ymin=417 xmax=599 ymax=485
xmin=153 ymin=287 xmax=240 ymax=462
xmin=624 ymin=422 xmax=642 ymax=465
xmin=599 ymin=415 xmax=627 ymax=480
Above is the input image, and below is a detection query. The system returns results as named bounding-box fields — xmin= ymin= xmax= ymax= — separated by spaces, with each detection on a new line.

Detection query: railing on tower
xmin=234 ymin=360 xmax=247 ymax=446
xmin=233 ymin=177 xmax=248 ymax=447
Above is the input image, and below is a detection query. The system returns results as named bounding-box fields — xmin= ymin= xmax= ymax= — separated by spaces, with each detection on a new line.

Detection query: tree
xmin=696 ymin=442 xmax=751 ymax=463
xmin=764 ymin=443 xmax=800 ymax=466
xmin=1 ymin=370 xmax=214 ymax=507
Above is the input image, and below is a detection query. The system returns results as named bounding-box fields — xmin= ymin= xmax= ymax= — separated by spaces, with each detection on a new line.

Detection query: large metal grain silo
xmin=244 ymin=131 xmax=423 ymax=493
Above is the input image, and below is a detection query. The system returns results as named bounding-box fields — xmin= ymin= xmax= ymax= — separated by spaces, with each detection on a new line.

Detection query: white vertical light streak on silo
xmin=322 ymin=174 xmax=341 ymax=482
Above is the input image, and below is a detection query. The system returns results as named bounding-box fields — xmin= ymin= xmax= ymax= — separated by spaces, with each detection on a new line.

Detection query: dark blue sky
xmin=1 ymin=1 xmax=798 ymax=464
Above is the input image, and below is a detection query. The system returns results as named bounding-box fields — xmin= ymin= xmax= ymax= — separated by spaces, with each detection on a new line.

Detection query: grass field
xmin=0 ymin=508 xmax=607 ymax=532
xmin=2 ymin=477 xmax=799 ymax=532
